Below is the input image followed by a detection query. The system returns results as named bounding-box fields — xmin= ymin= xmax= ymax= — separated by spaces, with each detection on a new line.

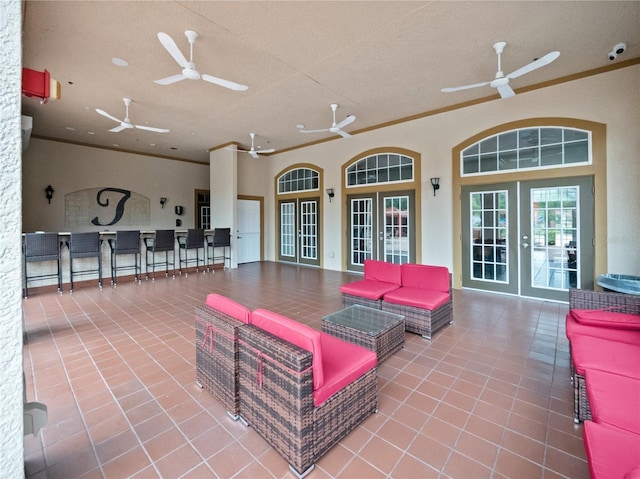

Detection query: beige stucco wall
xmin=1 ymin=1 xmax=25 ymax=477
xmin=23 ymin=139 xmax=210 ymax=232
xmin=260 ymin=65 xmax=640 ymax=277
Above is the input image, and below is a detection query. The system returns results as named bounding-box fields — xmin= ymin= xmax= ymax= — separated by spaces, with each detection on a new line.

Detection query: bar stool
xmin=178 ymin=228 xmax=205 ymax=275
xmin=108 ymin=230 xmax=141 ymax=286
xmin=207 ymin=228 xmax=231 ymax=270
xmin=144 ymin=229 xmax=175 ymax=281
xmin=69 ymin=231 xmax=102 ymax=292
xmin=23 ymin=232 xmax=62 ymax=298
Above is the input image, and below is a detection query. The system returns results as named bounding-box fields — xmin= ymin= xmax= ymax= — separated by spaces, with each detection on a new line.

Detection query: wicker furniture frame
xmin=195 ymin=304 xmax=244 ymax=420
xmin=381 ymin=273 xmax=453 ymax=339
xmin=23 ymin=232 xmax=62 ymax=298
xmin=341 ymin=293 xmax=382 ymax=310
xmin=68 ymin=232 xmax=102 ymax=292
xmin=568 ymin=288 xmax=640 ymax=423
xmin=322 ymin=305 xmax=405 ymax=363
xmin=238 ymin=324 xmax=378 ymax=479
xmin=144 ymin=229 xmax=176 ymax=281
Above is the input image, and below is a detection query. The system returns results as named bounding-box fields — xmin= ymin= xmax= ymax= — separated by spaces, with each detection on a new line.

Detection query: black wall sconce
xmin=326 ymin=188 xmax=335 ymax=202
xmin=160 ymin=197 xmax=167 ymax=208
xmin=44 ymin=185 xmax=54 ymax=204
xmin=430 ymin=178 xmax=440 ymax=196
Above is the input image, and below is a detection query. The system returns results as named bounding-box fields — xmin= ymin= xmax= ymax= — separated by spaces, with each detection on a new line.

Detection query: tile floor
xmin=22 ymin=262 xmax=589 ymax=479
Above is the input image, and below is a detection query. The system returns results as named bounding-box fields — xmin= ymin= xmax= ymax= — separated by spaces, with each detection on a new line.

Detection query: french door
xmin=278 ymin=197 xmax=320 ymax=267
xmin=462 ymin=176 xmax=594 ymax=301
xmin=346 ymin=190 xmax=415 ymax=272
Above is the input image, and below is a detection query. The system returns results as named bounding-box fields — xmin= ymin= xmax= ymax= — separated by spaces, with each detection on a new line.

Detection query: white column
xmin=209 ymin=147 xmax=238 ymax=268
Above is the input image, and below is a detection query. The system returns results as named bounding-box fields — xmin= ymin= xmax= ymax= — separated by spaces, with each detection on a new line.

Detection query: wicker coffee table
xmin=322 ymin=304 xmax=405 ymax=362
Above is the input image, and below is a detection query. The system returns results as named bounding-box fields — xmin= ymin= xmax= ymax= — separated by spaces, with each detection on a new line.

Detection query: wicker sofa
xmin=340 ymin=260 xmax=453 ymax=339
xmin=195 ymin=293 xmax=251 ymax=420
xmin=238 ymin=308 xmax=378 ymax=478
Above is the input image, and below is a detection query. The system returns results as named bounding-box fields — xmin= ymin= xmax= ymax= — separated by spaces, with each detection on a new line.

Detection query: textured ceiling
xmin=21 ymin=1 xmax=640 ymax=163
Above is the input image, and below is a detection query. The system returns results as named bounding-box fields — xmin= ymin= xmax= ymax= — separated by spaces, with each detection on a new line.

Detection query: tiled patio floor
xmin=22 ymin=262 xmax=588 ymax=478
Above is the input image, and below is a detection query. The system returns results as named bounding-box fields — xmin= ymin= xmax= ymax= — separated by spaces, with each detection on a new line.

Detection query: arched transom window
xmin=346 ymin=153 xmax=414 ymax=187
xmin=277 ymin=167 xmax=319 ymax=194
xmin=461 ymin=127 xmax=590 ymax=176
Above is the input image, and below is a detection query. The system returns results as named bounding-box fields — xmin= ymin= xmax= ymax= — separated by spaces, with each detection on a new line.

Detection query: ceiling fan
xmin=95 ymin=98 xmax=169 ymax=133
xmin=228 ymin=133 xmax=275 ymax=158
xmin=298 ymin=103 xmax=356 ymax=138
xmin=154 ymin=30 xmax=248 ymax=91
xmin=441 ymin=41 xmax=560 ymax=99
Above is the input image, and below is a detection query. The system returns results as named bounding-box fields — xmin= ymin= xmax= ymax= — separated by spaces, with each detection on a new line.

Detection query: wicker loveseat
xmin=195 ymin=293 xmax=251 ymax=420
xmin=340 ymin=260 xmax=453 ymax=339
xmin=238 ymin=308 xmax=378 ymax=478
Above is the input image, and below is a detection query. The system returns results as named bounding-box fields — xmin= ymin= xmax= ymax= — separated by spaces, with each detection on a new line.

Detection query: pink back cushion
xmin=571 ymin=309 xmax=640 ymax=330
xmin=364 ymin=260 xmax=402 ymax=285
xmin=401 ymin=264 xmax=449 ymax=293
xmin=250 ymin=309 xmax=324 ymax=390
xmin=205 ymin=294 xmax=251 ymax=324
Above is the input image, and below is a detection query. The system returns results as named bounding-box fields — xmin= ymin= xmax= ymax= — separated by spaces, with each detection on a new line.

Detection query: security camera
xmin=609 ymin=51 xmax=617 ymax=61
xmin=614 ymin=42 xmax=627 ymax=55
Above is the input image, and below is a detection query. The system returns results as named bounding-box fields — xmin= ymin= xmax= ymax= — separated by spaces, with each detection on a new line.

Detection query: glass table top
xmin=322 ymin=304 xmax=405 ymax=335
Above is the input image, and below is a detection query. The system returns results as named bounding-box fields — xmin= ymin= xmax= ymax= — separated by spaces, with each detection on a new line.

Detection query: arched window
xmin=277 ymin=167 xmax=319 ymax=194
xmin=346 ymin=153 xmax=414 ymax=187
xmin=461 ymin=127 xmax=590 ymax=176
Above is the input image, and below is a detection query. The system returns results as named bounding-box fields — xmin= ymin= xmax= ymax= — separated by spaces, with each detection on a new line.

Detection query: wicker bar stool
xmin=144 ymin=229 xmax=175 ymax=281
xmin=23 ymin=232 xmax=62 ymax=298
xmin=206 ymin=227 xmax=231 ymax=271
xmin=108 ymin=230 xmax=141 ymax=286
xmin=178 ymin=228 xmax=205 ymax=275
xmin=69 ymin=231 xmax=102 ymax=292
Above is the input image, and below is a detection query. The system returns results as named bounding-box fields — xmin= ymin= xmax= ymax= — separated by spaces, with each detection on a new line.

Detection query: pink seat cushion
xmin=314 ymin=333 xmax=377 ymax=407
xmin=566 ymin=313 xmax=640 ymax=344
xmin=250 ymin=309 xmax=324 ymax=390
xmin=383 ymin=287 xmax=450 ymax=310
xmin=570 ymin=335 xmax=640 ymax=378
xmin=585 ymin=369 xmax=640 ymax=434
xmin=583 ymin=421 xmax=640 ymax=479
xmin=571 ymin=309 xmax=640 ymax=330
xmin=625 ymin=466 xmax=640 ymax=479
xmin=205 ymin=293 xmax=251 ymax=324
xmin=340 ymin=279 xmax=400 ymax=300
xmin=364 ymin=260 xmax=402 ymax=285
xmin=400 ymin=264 xmax=449 ymax=293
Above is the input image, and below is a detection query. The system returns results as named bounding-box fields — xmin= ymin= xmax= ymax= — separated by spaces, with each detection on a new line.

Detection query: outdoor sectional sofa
xmin=565 ymin=288 xmax=640 ymax=478
xmin=340 ymin=259 xmax=452 ymax=339
xmin=195 ymin=295 xmax=378 ymax=479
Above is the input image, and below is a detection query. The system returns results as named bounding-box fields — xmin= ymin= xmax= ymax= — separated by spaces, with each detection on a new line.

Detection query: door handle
xmin=521 ymin=242 xmax=529 ymax=249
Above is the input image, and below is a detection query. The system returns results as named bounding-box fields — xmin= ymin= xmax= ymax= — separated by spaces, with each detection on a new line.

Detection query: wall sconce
xmin=430 ymin=178 xmax=440 ymax=196
xmin=160 ymin=197 xmax=167 ymax=208
xmin=44 ymin=185 xmax=54 ymax=204
xmin=326 ymin=188 xmax=335 ymax=202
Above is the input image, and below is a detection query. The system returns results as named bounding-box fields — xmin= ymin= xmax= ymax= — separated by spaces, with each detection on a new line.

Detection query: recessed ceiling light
xmin=150 ymin=143 xmax=156 ymax=147
xmin=65 ymin=126 xmax=75 ymax=131
xmin=112 ymin=57 xmax=128 ymax=67
xmin=296 ymin=124 xmax=305 ymax=129
xmin=113 ymin=144 xmax=119 ymax=147
xmin=87 ymin=131 xmax=95 ymax=135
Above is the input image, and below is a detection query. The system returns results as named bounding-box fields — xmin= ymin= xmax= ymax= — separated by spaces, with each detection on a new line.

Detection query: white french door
xmin=347 ymin=190 xmax=415 ymax=272
xmin=278 ymin=198 xmax=320 ymax=267
xmin=462 ymin=176 xmax=594 ymax=301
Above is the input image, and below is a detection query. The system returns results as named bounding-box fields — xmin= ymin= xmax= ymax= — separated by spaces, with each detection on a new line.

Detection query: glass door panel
xmin=278 ymin=198 xmax=320 ymax=266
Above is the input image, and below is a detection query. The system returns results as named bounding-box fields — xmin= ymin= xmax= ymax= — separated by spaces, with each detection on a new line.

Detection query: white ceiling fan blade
xmin=249 ymin=151 xmax=259 ymax=159
xmin=201 ymin=73 xmax=248 ymax=91
xmin=496 ymin=84 xmax=516 ymax=99
xmin=507 ymin=51 xmax=560 ymax=79
xmin=109 ymin=124 xmax=129 ymax=133
xmin=336 ymin=114 xmax=356 ymax=130
xmin=134 ymin=125 xmax=170 ymax=133
xmin=256 ymin=148 xmax=275 ymax=154
xmin=154 ymin=73 xmax=187 ymax=85
xmin=299 ymin=128 xmax=330 ymax=134
xmin=157 ymin=32 xmax=189 ymax=68
xmin=95 ymin=108 xmax=122 ymax=124
xmin=336 ymin=129 xmax=352 ymax=138
xmin=441 ymin=81 xmax=491 ymax=93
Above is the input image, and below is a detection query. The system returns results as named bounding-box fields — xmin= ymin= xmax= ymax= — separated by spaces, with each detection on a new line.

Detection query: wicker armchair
xmin=568 ymin=288 xmax=640 ymax=422
xmin=238 ymin=310 xmax=378 ymax=479
xmin=195 ymin=294 xmax=250 ymax=420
